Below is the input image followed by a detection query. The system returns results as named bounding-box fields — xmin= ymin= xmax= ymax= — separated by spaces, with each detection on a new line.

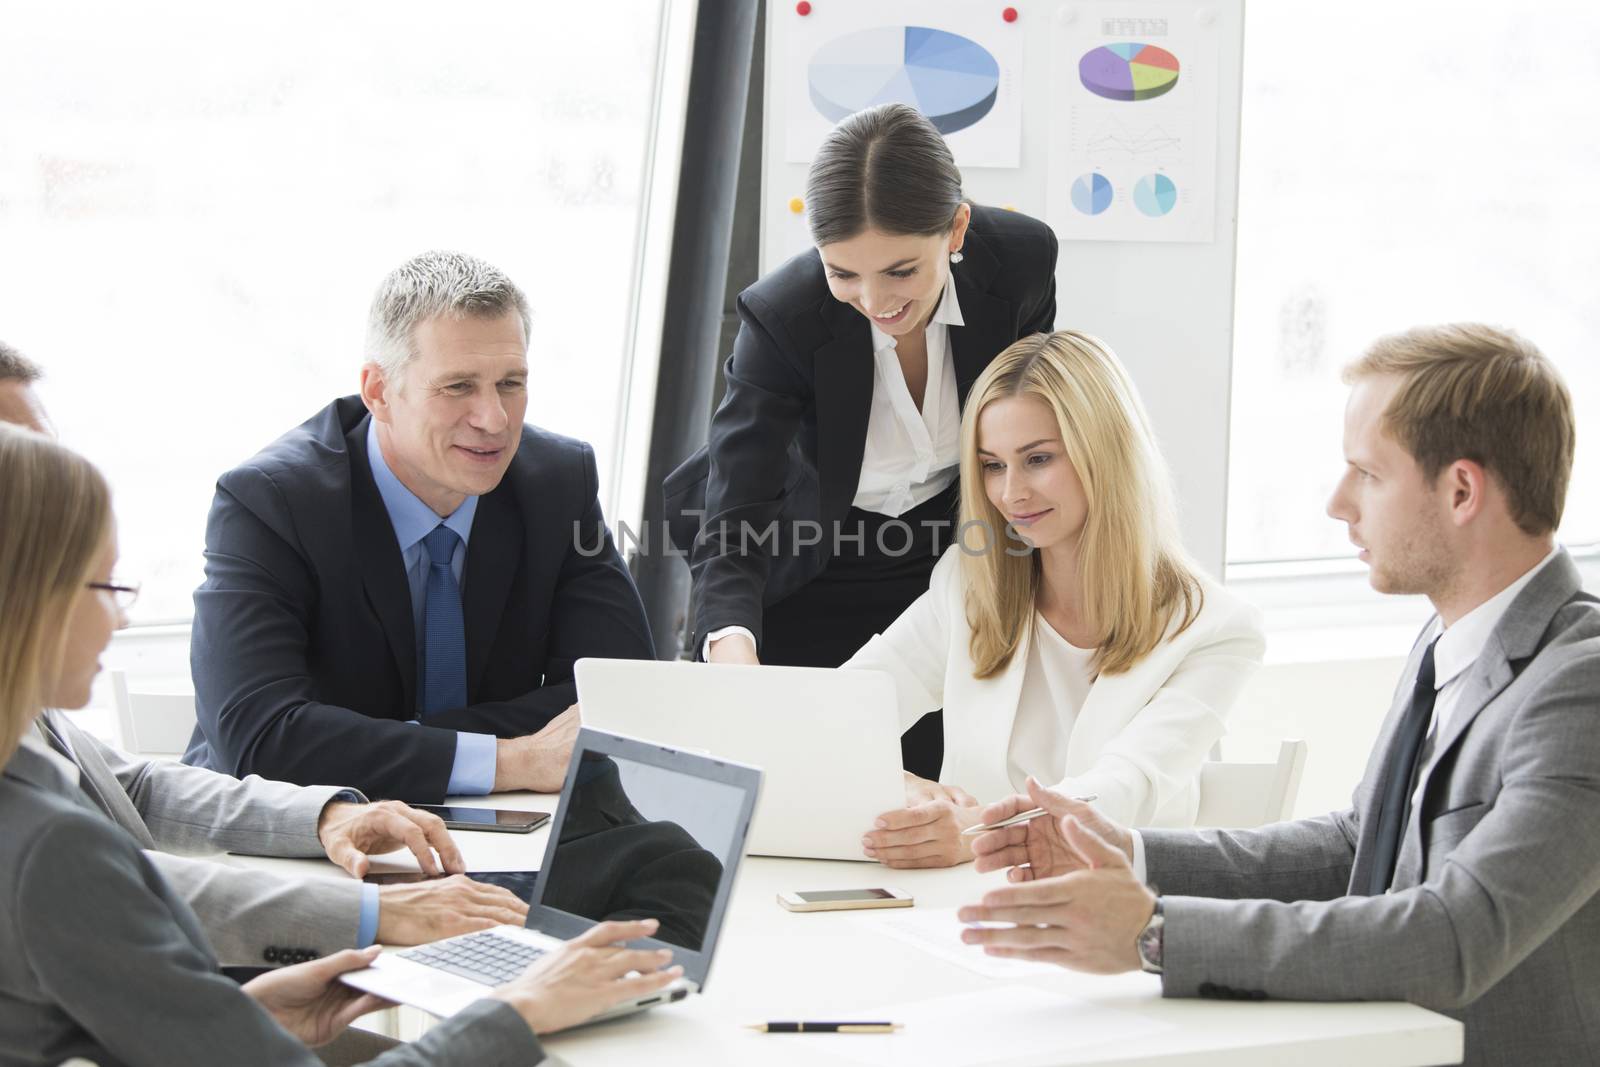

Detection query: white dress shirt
xmin=1005 ymin=614 xmax=1096 ymax=792
xmin=852 ymin=269 xmax=964 ymax=516
xmin=1131 ymin=546 xmax=1562 ymax=882
xmin=705 ymin=270 xmax=965 ymax=659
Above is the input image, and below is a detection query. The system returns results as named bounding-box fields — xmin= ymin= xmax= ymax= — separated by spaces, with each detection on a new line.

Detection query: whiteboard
xmin=760 ymin=0 xmax=1245 ymax=574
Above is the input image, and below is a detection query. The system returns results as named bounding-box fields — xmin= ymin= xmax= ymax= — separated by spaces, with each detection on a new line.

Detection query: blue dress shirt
xmin=365 ymin=419 xmax=498 ymax=796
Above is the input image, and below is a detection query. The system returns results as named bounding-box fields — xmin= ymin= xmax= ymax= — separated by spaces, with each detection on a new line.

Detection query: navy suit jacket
xmin=184 ymin=396 xmax=654 ymax=802
xmin=663 ymin=204 xmax=1058 ymax=650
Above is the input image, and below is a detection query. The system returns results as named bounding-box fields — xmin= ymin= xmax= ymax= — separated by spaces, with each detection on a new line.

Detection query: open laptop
xmin=575 ymin=658 xmax=904 ymax=861
xmin=341 ymin=728 xmax=761 ymax=1021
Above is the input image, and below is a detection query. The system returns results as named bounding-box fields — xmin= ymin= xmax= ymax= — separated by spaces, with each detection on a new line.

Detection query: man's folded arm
xmin=190 ymin=474 xmax=458 ymax=802
xmin=143 ymin=851 xmax=363 ymax=967
xmin=66 ymin=717 xmax=347 ymax=856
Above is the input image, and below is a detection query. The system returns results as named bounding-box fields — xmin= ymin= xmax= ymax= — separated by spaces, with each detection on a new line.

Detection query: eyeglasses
xmin=87 ymin=580 xmax=141 ymax=612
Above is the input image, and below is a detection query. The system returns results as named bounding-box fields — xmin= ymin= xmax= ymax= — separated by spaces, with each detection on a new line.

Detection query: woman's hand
xmin=241 ymin=946 xmax=392 ymax=1048
xmin=969 ymin=777 xmax=1132 ymax=882
xmin=492 ymin=919 xmax=683 ymax=1035
xmin=864 ymin=777 xmax=984 ymax=868
xmin=901 ymin=771 xmax=977 ymax=808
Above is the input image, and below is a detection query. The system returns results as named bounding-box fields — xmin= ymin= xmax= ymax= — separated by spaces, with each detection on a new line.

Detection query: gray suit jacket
xmin=44 ymin=711 xmax=364 ymax=966
xmin=0 ymin=741 xmax=545 ymax=1067
xmin=1143 ymin=550 xmax=1600 ymax=1064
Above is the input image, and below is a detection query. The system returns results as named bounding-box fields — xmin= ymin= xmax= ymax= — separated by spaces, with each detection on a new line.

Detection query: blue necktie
xmin=421 ymin=525 xmax=467 ymax=716
xmin=1366 ymin=638 xmax=1439 ymax=895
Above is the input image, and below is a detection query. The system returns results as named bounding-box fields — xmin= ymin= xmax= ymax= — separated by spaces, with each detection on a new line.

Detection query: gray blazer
xmin=1143 ymin=550 xmax=1600 ymax=1065
xmin=43 ymin=711 xmax=364 ymax=967
xmin=0 ymin=741 xmax=544 ymax=1067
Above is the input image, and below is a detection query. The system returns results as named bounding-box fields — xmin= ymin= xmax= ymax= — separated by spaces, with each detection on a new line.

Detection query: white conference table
xmin=230 ymin=791 xmax=1463 ymax=1067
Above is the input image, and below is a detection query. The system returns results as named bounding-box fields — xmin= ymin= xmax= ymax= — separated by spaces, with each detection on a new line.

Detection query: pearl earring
xmin=949 ymin=250 xmax=964 ymax=264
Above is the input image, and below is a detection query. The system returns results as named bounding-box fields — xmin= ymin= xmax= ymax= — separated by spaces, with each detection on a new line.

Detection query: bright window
xmin=0 ymin=1 xmax=667 ymax=620
xmin=1228 ymin=1 xmax=1599 ymax=564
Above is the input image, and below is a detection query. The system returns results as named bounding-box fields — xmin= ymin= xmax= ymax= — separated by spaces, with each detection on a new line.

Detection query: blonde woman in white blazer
xmin=846 ymin=331 xmax=1264 ymax=868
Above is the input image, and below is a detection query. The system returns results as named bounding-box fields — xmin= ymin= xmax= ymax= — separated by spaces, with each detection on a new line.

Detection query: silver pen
xmin=960 ymin=795 xmax=1099 ymax=835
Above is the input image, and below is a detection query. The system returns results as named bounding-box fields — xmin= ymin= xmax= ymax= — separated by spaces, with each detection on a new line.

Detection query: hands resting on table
xmin=316 ymin=797 xmax=531 ymax=944
xmin=959 ymin=776 xmax=1157 ymax=974
xmin=242 ymin=919 xmax=682 ymax=1049
xmin=861 ymin=771 xmax=986 ymax=869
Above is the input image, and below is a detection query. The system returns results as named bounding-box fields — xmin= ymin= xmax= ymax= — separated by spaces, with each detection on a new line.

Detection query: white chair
xmin=109 ymin=670 xmax=198 ymax=756
xmin=1194 ymin=739 xmax=1308 ymax=828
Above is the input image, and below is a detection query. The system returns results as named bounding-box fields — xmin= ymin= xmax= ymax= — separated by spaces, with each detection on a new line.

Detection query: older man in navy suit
xmin=185 ymin=251 xmax=654 ymax=803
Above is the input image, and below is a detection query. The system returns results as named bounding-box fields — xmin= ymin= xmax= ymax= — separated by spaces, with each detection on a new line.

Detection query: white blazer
xmin=843 ymin=547 xmax=1265 ymax=827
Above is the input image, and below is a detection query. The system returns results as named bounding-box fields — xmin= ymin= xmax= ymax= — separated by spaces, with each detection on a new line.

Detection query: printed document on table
xmin=818 ymin=986 xmax=1174 ymax=1067
xmin=861 ymin=906 xmax=1062 ymax=979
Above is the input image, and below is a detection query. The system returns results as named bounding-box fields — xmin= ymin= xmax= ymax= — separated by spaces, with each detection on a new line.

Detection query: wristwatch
xmin=1136 ymin=897 xmax=1164 ymax=975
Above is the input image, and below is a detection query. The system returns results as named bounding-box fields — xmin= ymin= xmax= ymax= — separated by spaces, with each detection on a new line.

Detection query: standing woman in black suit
xmin=665 ymin=102 xmax=1058 ymax=780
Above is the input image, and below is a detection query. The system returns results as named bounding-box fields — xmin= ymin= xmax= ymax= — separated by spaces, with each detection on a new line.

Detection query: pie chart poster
xmin=777 ymin=0 xmax=1024 ymax=170
xmin=1048 ymin=3 xmax=1220 ymax=243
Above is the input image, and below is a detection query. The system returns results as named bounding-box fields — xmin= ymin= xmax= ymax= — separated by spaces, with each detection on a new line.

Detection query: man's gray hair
xmin=365 ymin=250 xmax=532 ymax=379
xmin=0 ymin=341 xmax=43 ymax=384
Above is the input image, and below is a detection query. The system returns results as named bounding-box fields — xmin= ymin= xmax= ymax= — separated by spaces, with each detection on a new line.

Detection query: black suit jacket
xmin=183 ymin=396 xmax=654 ymax=802
xmin=663 ymin=204 xmax=1058 ymax=650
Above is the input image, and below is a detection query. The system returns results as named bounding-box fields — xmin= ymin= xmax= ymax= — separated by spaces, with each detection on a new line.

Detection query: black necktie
xmin=1366 ymin=639 xmax=1439 ymax=895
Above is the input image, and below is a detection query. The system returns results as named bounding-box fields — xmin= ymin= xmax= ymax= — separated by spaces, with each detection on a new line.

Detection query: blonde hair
xmin=1344 ymin=324 xmax=1574 ymax=536
xmin=0 ymin=425 xmax=111 ymax=766
xmin=958 ymin=331 xmax=1202 ymax=678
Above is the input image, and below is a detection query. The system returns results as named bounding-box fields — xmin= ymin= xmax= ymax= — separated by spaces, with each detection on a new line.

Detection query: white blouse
xmin=851 ymin=270 xmax=964 ymax=517
xmin=703 ymin=270 xmax=966 ymax=658
xmin=1005 ymin=614 xmax=1097 ymax=793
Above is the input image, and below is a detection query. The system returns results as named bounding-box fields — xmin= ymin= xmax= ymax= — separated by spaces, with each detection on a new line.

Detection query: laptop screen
xmin=528 ymin=729 xmax=761 ymax=974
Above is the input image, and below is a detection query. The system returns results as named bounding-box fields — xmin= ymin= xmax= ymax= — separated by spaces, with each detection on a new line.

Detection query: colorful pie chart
xmin=1071 ymin=173 xmax=1114 ymax=215
xmin=1079 ymin=43 xmax=1180 ymax=102
xmin=1133 ymin=173 xmax=1178 ymax=216
xmin=809 ymin=26 xmax=1001 ymax=135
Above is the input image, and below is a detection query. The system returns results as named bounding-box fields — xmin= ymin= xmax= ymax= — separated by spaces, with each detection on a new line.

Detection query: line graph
xmin=1086 ymin=124 xmax=1180 ymax=157
xmin=1078 ymin=116 xmax=1182 ymax=163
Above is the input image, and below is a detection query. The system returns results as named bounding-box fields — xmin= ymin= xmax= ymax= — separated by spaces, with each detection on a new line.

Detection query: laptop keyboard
xmin=397 ymin=931 xmax=547 ymax=986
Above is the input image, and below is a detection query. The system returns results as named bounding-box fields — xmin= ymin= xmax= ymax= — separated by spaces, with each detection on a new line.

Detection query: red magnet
xmin=796 ymin=1 xmax=812 ymax=15
xmin=1002 ymin=7 xmax=1018 ymax=22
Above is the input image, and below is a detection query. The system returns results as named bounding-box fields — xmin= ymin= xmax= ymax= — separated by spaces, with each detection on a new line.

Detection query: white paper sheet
xmin=862 ymin=907 xmax=1063 ymax=980
xmin=812 ymin=985 xmax=1173 ymax=1067
xmin=1048 ymin=3 xmax=1220 ymax=242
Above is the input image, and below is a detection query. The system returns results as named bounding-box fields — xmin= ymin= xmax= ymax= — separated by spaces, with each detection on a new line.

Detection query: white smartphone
xmin=776 ymin=888 xmax=915 ymax=912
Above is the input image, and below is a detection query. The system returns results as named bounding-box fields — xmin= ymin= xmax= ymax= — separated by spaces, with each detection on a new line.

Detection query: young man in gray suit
xmin=0 ymin=344 xmax=527 ymax=967
xmin=960 ymin=324 xmax=1598 ymax=1065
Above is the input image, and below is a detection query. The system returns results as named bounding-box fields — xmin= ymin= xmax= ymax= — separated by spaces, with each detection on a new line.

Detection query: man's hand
xmin=863 ymin=785 xmax=984 ymax=869
xmin=970 ymin=777 xmax=1132 ymax=882
xmin=241 ymin=946 xmax=392 ymax=1047
xmin=375 ymin=874 xmax=530 ymax=945
xmin=958 ymin=817 xmax=1156 ymax=974
xmin=318 ymin=800 xmax=464 ymax=878
xmin=493 ymin=919 xmax=683 ymax=1035
xmin=494 ymin=704 xmax=581 ymax=792
xmin=707 ymin=632 xmax=760 ymax=665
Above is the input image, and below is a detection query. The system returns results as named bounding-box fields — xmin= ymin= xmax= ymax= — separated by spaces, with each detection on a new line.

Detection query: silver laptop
xmin=575 ymin=658 xmax=903 ymax=861
xmin=341 ymin=728 xmax=761 ymax=1020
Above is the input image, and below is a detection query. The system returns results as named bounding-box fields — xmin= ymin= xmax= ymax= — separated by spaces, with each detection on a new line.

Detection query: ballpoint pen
xmin=746 ymin=1022 xmax=903 ymax=1033
xmin=959 ymin=794 xmax=1099 ymax=835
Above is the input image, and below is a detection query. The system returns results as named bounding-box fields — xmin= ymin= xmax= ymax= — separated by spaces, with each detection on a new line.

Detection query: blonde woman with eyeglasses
xmin=0 ymin=424 xmax=678 ymax=1067
xmin=846 ymin=331 xmax=1265 ymax=869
